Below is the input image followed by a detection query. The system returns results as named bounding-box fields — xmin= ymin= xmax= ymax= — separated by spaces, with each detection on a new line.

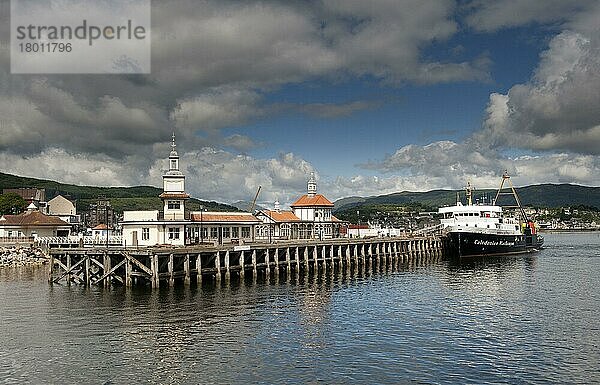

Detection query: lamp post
xmin=200 ymin=205 xmax=204 ymax=244
xmin=105 ymin=203 xmax=109 ymax=249
xmin=357 ymin=210 xmax=360 ymax=238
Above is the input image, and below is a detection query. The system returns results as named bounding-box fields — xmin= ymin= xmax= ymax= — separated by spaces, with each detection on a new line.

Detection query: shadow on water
xmin=42 ymin=253 xmax=446 ymax=307
xmin=445 ymin=254 xmax=538 ymax=272
xmin=2 ymin=237 xmax=600 ymax=384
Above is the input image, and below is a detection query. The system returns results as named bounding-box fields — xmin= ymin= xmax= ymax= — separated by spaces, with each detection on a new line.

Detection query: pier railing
xmin=48 ymin=236 xmax=449 ymax=287
xmin=35 ymin=236 xmax=124 ymax=248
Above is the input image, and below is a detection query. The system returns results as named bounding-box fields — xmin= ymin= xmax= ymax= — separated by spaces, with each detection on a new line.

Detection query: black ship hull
xmin=447 ymin=231 xmax=544 ymax=258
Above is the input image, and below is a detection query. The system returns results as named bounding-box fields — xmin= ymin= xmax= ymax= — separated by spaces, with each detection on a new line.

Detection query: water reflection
xmin=1 ymin=233 xmax=599 ymax=384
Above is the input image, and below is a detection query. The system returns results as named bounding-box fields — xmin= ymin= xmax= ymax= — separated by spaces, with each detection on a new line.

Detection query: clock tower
xmin=160 ymin=133 xmax=189 ymax=220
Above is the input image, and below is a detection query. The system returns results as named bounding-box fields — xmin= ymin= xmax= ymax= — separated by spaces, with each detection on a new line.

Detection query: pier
xmin=48 ymin=236 xmax=448 ymax=287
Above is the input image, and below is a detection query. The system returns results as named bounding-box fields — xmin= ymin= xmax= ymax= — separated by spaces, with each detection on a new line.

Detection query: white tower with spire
xmin=160 ymin=132 xmax=189 ymax=220
xmin=307 ymin=172 xmax=317 ymax=197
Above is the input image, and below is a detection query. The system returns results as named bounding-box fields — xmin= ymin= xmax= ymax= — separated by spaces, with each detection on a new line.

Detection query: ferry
xmin=439 ymin=172 xmax=544 ymax=258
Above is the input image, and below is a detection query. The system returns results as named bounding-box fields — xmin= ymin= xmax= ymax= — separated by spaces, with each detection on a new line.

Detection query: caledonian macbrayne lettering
xmin=474 ymin=240 xmax=515 ymax=246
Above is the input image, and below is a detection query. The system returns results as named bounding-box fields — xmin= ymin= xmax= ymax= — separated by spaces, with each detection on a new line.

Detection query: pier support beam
xmin=184 ymin=254 xmax=191 ymax=286
xmin=239 ymin=251 xmax=245 ymax=279
xmin=195 ymin=254 xmax=202 ymax=285
xmin=214 ymin=252 xmax=221 ymax=282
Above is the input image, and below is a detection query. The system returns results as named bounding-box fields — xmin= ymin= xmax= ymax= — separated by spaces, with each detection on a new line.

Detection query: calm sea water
xmin=1 ymin=233 xmax=599 ymax=384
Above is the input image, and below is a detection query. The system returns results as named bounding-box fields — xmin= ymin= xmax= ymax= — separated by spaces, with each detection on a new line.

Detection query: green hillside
xmin=0 ymin=172 xmax=239 ymax=212
xmin=334 ymin=184 xmax=600 ymax=214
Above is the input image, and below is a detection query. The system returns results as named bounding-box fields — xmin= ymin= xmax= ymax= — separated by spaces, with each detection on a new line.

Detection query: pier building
xmin=120 ymin=134 xmax=260 ymax=247
xmin=255 ymin=173 xmax=347 ymax=241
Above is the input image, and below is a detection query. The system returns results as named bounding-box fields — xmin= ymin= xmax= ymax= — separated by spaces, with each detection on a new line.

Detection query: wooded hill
xmin=0 ymin=172 xmax=239 ymax=213
xmin=334 ymin=184 xmax=600 ymax=216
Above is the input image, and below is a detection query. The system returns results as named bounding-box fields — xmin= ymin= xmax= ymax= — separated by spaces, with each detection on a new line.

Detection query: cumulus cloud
xmin=464 ymin=0 xmax=596 ymax=32
xmin=0 ymin=148 xmax=150 ymax=187
xmin=1 ymin=0 xmax=599 ymax=206
xmin=476 ymin=26 xmax=600 ymax=154
xmin=350 ymin=2 xmax=600 ymax=195
xmin=172 ymin=88 xmax=262 ymax=130
xmin=355 ymin=140 xmax=600 ymax=195
xmin=0 ymin=145 xmax=317 ymax=206
xmin=144 ymin=148 xmax=319 ymax=206
xmin=0 ymin=0 xmax=490 ymax=161
xmin=297 ymin=100 xmax=382 ymax=119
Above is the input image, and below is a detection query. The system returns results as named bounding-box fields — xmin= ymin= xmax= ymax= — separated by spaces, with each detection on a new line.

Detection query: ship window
xmin=474 ymin=224 xmax=477 ymax=227
xmin=487 ymin=225 xmax=490 ymax=228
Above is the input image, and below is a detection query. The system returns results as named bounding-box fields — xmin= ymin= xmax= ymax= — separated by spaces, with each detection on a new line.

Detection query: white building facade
xmin=0 ymin=207 xmax=71 ymax=238
xmin=255 ymin=173 xmax=347 ymax=241
xmin=121 ymin=134 xmax=259 ymax=247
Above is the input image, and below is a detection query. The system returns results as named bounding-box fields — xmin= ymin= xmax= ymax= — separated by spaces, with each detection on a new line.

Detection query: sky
xmin=1 ymin=0 xmax=600 ymax=208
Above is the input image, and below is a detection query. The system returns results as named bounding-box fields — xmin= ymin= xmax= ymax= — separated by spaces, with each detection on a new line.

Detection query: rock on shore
xmin=0 ymin=246 xmax=49 ymax=268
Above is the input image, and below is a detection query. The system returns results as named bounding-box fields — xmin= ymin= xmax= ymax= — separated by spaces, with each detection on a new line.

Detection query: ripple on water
xmin=0 ymin=233 xmax=599 ymax=384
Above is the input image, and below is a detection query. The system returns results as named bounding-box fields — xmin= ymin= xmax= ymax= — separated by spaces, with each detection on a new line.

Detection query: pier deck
xmin=48 ymin=236 xmax=448 ymax=287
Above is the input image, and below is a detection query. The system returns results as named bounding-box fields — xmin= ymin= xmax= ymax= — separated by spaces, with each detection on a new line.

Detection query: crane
xmin=248 ymin=185 xmax=262 ymax=213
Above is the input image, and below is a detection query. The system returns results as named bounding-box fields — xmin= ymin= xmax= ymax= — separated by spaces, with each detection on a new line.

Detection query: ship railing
xmin=412 ymin=223 xmax=445 ymax=236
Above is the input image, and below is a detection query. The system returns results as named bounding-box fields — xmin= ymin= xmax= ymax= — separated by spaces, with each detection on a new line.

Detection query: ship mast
xmin=492 ymin=170 xmax=528 ymax=222
xmin=465 ymin=181 xmax=474 ymax=206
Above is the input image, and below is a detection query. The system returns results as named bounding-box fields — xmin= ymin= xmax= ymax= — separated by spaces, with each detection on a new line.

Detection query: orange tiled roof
xmin=290 ymin=194 xmax=334 ymax=207
xmin=190 ymin=212 xmax=260 ymax=223
xmin=92 ymin=224 xmax=109 ymax=230
xmin=260 ymin=210 xmax=300 ymax=222
xmin=0 ymin=211 xmax=69 ymax=227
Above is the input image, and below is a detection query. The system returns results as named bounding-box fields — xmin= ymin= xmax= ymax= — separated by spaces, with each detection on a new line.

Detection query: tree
xmin=0 ymin=193 xmax=27 ymax=215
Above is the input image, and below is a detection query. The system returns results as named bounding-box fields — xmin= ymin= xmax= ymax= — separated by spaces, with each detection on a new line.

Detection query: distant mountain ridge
xmin=0 ymin=172 xmax=239 ymax=213
xmin=231 ymin=201 xmax=266 ymax=212
xmin=334 ymin=183 xmax=600 ymax=212
xmin=4 ymin=172 xmax=597 ymax=214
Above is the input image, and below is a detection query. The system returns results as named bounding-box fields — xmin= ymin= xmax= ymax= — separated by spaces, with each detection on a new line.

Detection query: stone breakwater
xmin=0 ymin=246 xmax=48 ymax=268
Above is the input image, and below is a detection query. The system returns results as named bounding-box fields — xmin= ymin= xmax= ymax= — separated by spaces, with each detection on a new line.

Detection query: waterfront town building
xmin=82 ymin=198 xmax=116 ymax=231
xmin=0 ymin=204 xmax=71 ymax=238
xmin=120 ymin=134 xmax=260 ymax=247
xmin=255 ymin=173 xmax=347 ymax=241
xmin=47 ymin=194 xmax=80 ymax=228
xmin=3 ymin=187 xmax=48 ymax=214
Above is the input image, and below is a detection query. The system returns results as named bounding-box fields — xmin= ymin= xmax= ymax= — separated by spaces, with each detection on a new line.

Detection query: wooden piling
xmin=184 ymin=253 xmax=191 ymax=286
xmin=47 ymin=234 xmax=448 ymax=287
xmin=195 ymin=254 xmax=202 ymax=285
xmin=214 ymin=251 xmax=221 ymax=281
xmin=239 ymin=251 xmax=245 ymax=278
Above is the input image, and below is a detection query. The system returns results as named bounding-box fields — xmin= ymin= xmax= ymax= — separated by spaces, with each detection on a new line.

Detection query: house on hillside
xmin=47 ymin=194 xmax=80 ymax=228
xmin=2 ymin=187 xmax=48 ymax=213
